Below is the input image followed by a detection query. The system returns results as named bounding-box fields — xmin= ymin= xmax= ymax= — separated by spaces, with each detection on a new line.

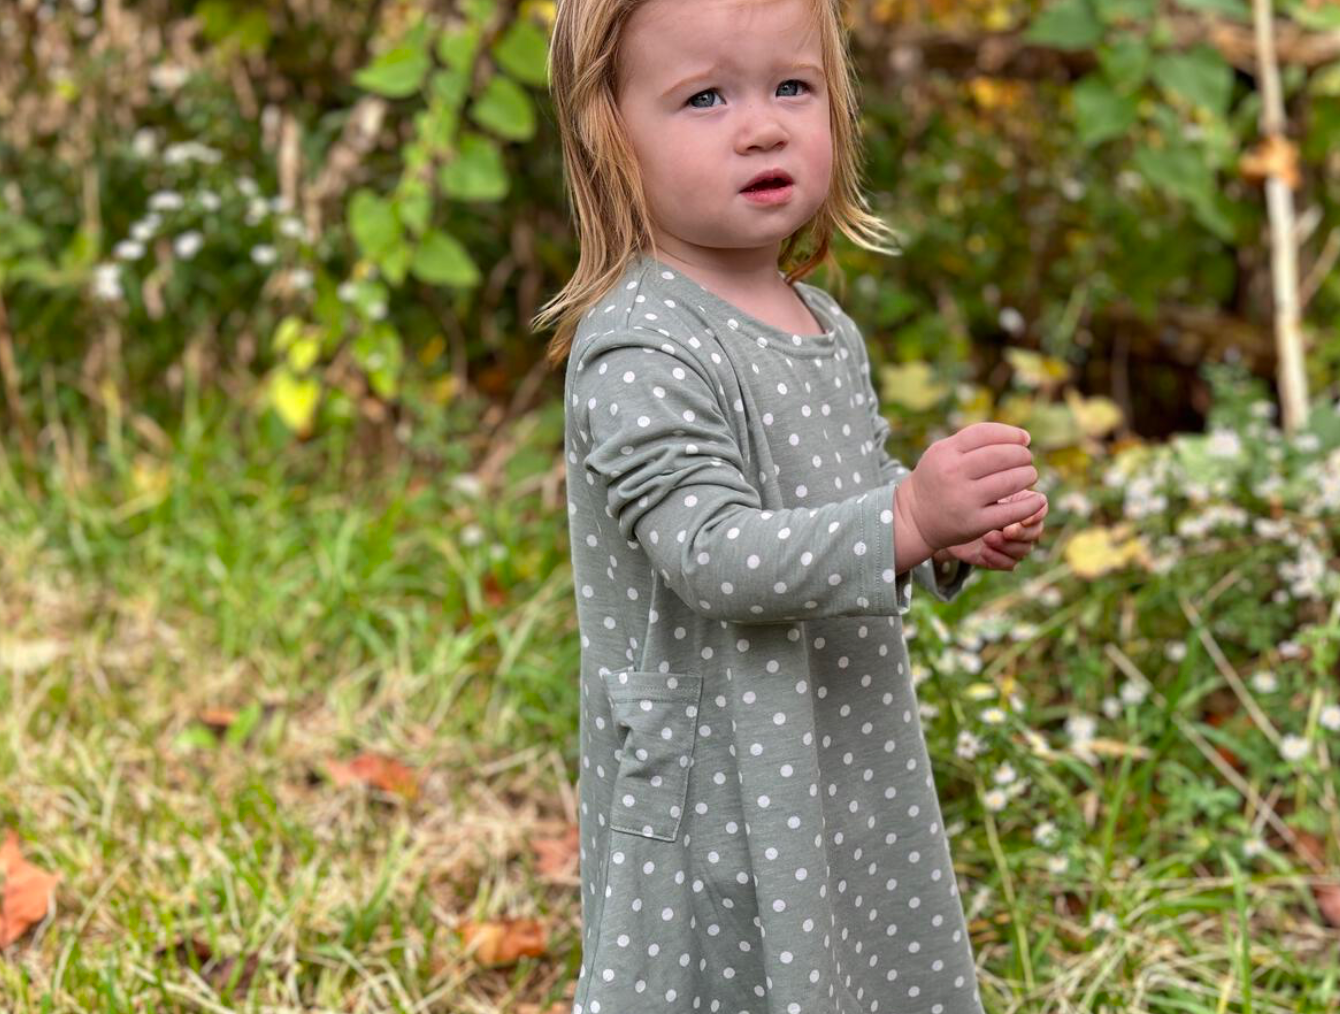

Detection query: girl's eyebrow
xmin=660 ymin=61 xmax=824 ymax=99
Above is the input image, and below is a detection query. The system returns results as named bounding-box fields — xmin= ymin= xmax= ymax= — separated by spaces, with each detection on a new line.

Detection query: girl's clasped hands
xmin=900 ymin=422 xmax=1050 ymax=573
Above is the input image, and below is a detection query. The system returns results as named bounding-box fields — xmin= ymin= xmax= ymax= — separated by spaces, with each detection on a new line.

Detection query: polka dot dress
xmin=563 ymin=252 xmax=982 ymax=1014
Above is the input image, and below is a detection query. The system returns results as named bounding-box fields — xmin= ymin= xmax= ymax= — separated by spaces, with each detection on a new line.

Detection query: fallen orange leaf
xmin=325 ymin=753 xmax=419 ymax=800
xmin=1 ymin=829 xmax=60 ymax=947
xmin=532 ymin=825 xmax=580 ymax=879
xmin=459 ymin=916 xmax=549 ymax=966
xmin=1239 ymin=133 xmax=1301 ymax=189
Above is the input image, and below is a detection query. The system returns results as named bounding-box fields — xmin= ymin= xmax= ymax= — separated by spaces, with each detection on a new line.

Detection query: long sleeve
xmin=572 ymin=331 xmax=917 ymax=623
xmin=851 ymin=332 xmax=974 ymax=605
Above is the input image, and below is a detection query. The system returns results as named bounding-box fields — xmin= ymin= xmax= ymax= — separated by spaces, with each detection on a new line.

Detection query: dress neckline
xmin=635 ymin=252 xmax=839 ymax=359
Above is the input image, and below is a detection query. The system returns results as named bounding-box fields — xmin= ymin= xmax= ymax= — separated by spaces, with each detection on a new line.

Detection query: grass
xmin=1 ymin=379 xmax=1339 ymax=1012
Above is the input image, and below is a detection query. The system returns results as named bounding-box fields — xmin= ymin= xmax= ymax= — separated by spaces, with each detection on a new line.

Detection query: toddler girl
xmin=535 ymin=0 xmax=1048 ymax=1010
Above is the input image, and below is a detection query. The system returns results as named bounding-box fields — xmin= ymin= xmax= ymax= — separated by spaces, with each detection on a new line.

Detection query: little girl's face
xmin=615 ymin=0 xmax=832 ymax=262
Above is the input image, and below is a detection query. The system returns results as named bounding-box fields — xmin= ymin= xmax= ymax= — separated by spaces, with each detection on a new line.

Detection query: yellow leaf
xmin=1064 ymin=387 xmax=1124 ymax=438
xmin=878 ymin=361 xmax=949 ymax=412
xmin=1064 ymin=524 xmax=1152 ymax=579
xmin=1004 ymin=347 xmax=1071 ymax=391
xmin=269 ymin=368 xmax=320 ymax=435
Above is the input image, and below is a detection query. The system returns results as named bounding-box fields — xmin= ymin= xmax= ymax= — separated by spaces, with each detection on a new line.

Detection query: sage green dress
xmin=563 ymin=252 xmax=982 ymax=1014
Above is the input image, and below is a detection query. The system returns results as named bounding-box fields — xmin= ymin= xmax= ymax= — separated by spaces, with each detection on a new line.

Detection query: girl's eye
xmin=686 ymin=79 xmax=811 ymax=109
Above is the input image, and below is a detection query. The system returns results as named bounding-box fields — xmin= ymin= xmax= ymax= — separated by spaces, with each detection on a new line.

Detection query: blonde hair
xmin=532 ymin=0 xmax=900 ymax=369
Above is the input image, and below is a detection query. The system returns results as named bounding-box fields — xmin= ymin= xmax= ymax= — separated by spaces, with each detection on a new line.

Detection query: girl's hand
xmin=937 ymin=490 xmax=1048 ymax=571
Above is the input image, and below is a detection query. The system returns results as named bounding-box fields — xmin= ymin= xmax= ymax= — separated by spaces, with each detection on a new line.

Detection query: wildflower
xmin=1206 ymin=428 xmax=1242 ymax=458
xmin=113 ymin=239 xmax=145 ymax=261
xmin=1009 ymin=621 xmax=1038 ymax=642
xmin=461 ymin=523 xmax=485 ymax=546
xmin=1065 ymin=713 xmax=1096 ymax=744
xmin=337 ymin=280 xmax=359 ymax=303
xmin=1089 ymin=910 xmax=1117 ymax=933
xmin=1279 ymin=639 xmax=1304 ymax=659
xmin=1251 ymin=399 xmax=1276 ymax=420
xmin=979 ymin=707 xmax=1006 ymax=726
xmin=965 ymin=683 xmax=996 ymax=702
xmin=173 ymin=231 xmax=203 ymax=260
xmin=1033 ymin=820 xmax=1058 ymax=848
xmin=1242 ymin=837 xmax=1266 ymax=857
xmin=131 ymin=127 xmax=158 ymax=159
xmin=1249 ymin=670 xmax=1277 ymax=694
xmin=130 ymin=214 xmax=161 ymax=243
xmin=982 ymin=788 xmax=1008 ymax=812
xmin=918 ymin=702 xmax=939 ymax=720
xmin=955 ymin=730 xmax=983 ymax=760
xmin=148 ymin=190 xmax=185 ymax=212
xmin=251 ymin=244 xmax=278 ymax=266
xmin=1101 ymin=696 xmax=1121 ymax=719
xmin=238 ymin=176 xmax=260 ymax=197
xmin=289 ymin=267 xmax=314 ymax=290
xmin=199 ymin=190 xmax=222 ymax=212
xmin=149 ymin=63 xmax=189 ymax=91
xmin=163 ymin=141 xmax=222 ymax=166
xmin=1046 ymin=854 xmax=1068 ymax=874
xmin=1119 ymin=680 xmax=1148 ymax=706
xmin=278 ymin=215 xmax=308 ymax=241
xmin=997 ymin=307 xmax=1025 ymax=336
xmin=1292 ymin=431 xmax=1320 ymax=453
xmin=1165 ymin=641 xmax=1186 ymax=662
xmin=90 ymin=263 xmax=122 ymax=301
xmin=1320 ymin=704 xmax=1340 ymax=732
xmin=1057 ymin=490 xmax=1093 ymax=517
xmin=1279 ymin=734 xmax=1310 ymax=762
xmin=246 ymin=197 xmax=270 ymax=226
xmin=992 ymin=762 xmax=1016 ymax=785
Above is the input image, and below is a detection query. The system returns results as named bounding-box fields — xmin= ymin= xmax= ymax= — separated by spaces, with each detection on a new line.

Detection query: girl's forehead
xmin=623 ymin=0 xmax=821 ymax=62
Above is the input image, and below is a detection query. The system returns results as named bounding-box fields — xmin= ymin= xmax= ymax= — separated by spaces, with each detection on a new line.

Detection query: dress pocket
xmin=602 ymin=670 xmax=703 ymax=842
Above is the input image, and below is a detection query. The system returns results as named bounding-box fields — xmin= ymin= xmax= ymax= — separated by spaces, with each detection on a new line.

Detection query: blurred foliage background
xmin=3 ymin=0 xmax=1340 ymax=1010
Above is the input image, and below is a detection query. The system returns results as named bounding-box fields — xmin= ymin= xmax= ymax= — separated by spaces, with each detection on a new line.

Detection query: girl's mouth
xmin=741 ymin=180 xmax=794 ymax=205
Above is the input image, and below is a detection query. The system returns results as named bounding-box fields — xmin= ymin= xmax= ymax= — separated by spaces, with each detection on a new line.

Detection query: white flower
xmin=1119 ymin=680 xmax=1148 ymax=706
xmin=1033 ymin=820 xmax=1058 ymax=848
xmin=1249 ymin=670 xmax=1277 ymax=694
xmin=131 ymin=127 xmax=158 ymax=159
xmin=979 ymin=707 xmax=1007 ymax=726
xmin=278 ymin=215 xmax=308 ymax=241
xmin=149 ymin=62 xmax=189 ymax=91
xmin=337 ymin=280 xmax=359 ymax=303
xmin=251 ymin=244 xmax=278 ymax=266
xmin=1057 ymin=490 xmax=1093 ymax=517
xmin=246 ymin=196 xmax=270 ymax=226
xmin=1279 ymin=640 xmax=1304 ymax=659
xmin=1090 ymin=910 xmax=1118 ymax=933
xmin=1046 ymin=853 xmax=1068 ymax=874
xmin=1279 ymin=733 xmax=1310 ymax=762
xmin=955 ymin=730 xmax=983 ymax=760
xmin=130 ymin=214 xmax=161 ymax=242
xmin=199 ymin=190 xmax=222 ymax=213
xmin=998 ymin=307 xmax=1025 ymax=336
xmin=1065 ymin=713 xmax=1096 ymax=744
xmin=173 ymin=231 xmax=203 ymax=259
xmin=238 ymin=176 xmax=259 ymax=198
xmin=289 ymin=267 xmax=314 ymax=290
xmin=163 ymin=141 xmax=222 ymax=166
xmin=367 ymin=299 xmax=388 ymax=321
xmin=1293 ymin=431 xmax=1320 ymax=453
xmin=1165 ymin=641 xmax=1187 ymax=662
xmin=1101 ymin=695 xmax=1122 ymax=719
xmin=461 ymin=523 xmax=485 ymax=546
xmin=1243 ymin=837 xmax=1266 ymax=857
xmin=993 ymin=762 xmax=1016 ymax=785
xmin=918 ymin=702 xmax=939 ymax=720
xmin=148 ymin=190 xmax=185 ymax=212
xmin=90 ymin=263 xmax=122 ymax=301
xmin=113 ymin=239 xmax=145 ymax=261
xmin=1251 ymin=399 xmax=1277 ymax=420
xmin=1206 ymin=428 xmax=1242 ymax=459
xmin=1320 ymin=704 xmax=1340 ymax=732
xmin=965 ymin=683 xmax=996 ymax=701
xmin=982 ymin=788 xmax=1008 ymax=812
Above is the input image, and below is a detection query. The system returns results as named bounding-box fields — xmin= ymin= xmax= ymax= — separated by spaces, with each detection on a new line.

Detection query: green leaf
xmin=1023 ymin=0 xmax=1104 ymax=50
xmin=269 ymin=367 xmax=321 ymax=433
xmin=1073 ymin=75 xmax=1139 ymax=146
xmin=1173 ymin=0 xmax=1249 ymax=18
xmin=353 ymin=323 xmax=405 ymax=399
xmin=440 ymin=132 xmax=510 ymax=201
xmin=468 ymin=74 xmax=536 ymax=141
xmin=380 ymin=241 xmax=411 ymax=286
xmin=1288 ymin=0 xmax=1340 ymax=30
xmin=225 ymin=701 xmax=264 ymax=747
xmin=410 ymin=230 xmax=481 ymax=287
xmin=1151 ymin=45 xmax=1234 ymax=116
xmin=491 ymin=19 xmax=550 ymax=87
xmin=354 ymin=32 xmax=431 ymax=97
xmin=348 ymin=189 xmax=402 ymax=261
xmin=271 ymin=315 xmax=304 ymax=353
xmin=287 ymin=335 xmax=321 ymax=373
xmin=437 ymin=24 xmax=483 ymax=72
xmin=1094 ymin=0 xmax=1155 ymax=23
xmin=1097 ymin=35 xmax=1151 ymax=92
xmin=173 ymin=724 xmax=219 ymax=751
xmin=396 ymin=180 xmax=433 ymax=236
